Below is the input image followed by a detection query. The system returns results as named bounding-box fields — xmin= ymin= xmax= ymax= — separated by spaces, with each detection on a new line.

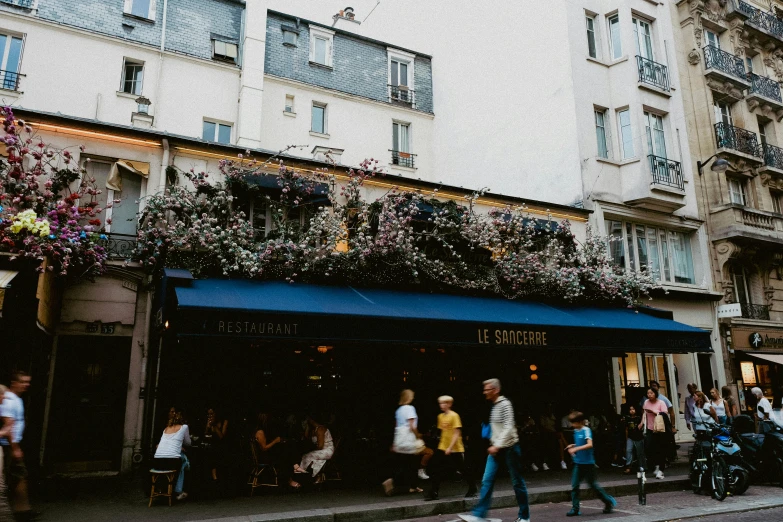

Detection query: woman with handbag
xmin=383 ymin=389 xmax=426 ymax=496
xmin=639 ymin=387 xmax=668 ymax=479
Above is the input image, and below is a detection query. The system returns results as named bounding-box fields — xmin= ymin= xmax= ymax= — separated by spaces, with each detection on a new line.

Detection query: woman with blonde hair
xmin=382 ymin=389 xmax=426 ymax=495
xmin=153 ymin=410 xmax=191 ymax=501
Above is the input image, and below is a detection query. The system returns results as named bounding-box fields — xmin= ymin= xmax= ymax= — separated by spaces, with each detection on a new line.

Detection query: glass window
xmin=285 ymin=95 xmax=295 ymax=113
xmin=733 ymin=266 xmax=751 ymax=304
xmin=773 ymin=191 xmax=783 ymax=214
xmin=759 ymin=117 xmax=768 ymax=147
xmin=659 ymin=229 xmax=670 ymax=281
xmin=646 ymin=227 xmax=660 ymax=280
xmin=608 ymin=15 xmax=622 ymax=60
xmin=217 ymin=124 xmax=231 ymax=144
xmin=644 ymin=111 xmax=667 ymax=159
xmin=669 ymin=231 xmax=695 ymax=284
xmin=595 ymin=110 xmax=609 ymax=159
xmin=586 ymin=16 xmax=599 ymax=59
xmin=0 ymin=33 xmax=23 ymax=91
xmin=393 ymin=122 xmax=410 ymax=152
xmin=633 ymin=18 xmax=653 ymax=60
xmin=715 ymin=102 xmax=732 ymax=127
xmin=729 ymin=178 xmax=747 ymax=205
xmin=314 ymin=37 xmax=328 ymax=65
xmin=391 ymin=60 xmax=409 ymax=87
xmin=636 ymin=224 xmax=648 ymax=273
xmin=283 ymin=30 xmax=298 ymax=46
xmin=312 ymin=104 xmax=326 ymax=134
xmin=705 ymin=29 xmax=720 ymax=49
xmin=618 ymin=109 xmax=634 ymax=159
xmin=605 ymin=220 xmax=625 ymax=269
xmin=121 ymin=59 xmax=144 ymax=95
xmin=131 ymin=0 xmax=151 ymax=18
xmin=202 ymin=121 xmax=231 ymax=144
xmin=213 ymin=40 xmax=238 ymax=62
xmin=625 ymin=222 xmax=636 ymax=271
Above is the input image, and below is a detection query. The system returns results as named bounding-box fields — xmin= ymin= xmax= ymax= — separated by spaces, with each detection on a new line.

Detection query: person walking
xmin=640 ymin=387 xmax=668 ymax=479
xmin=684 ymin=383 xmax=697 ymax=431
xmin=622 ymin=404 xmax=645 ymax=474
xmin=565 ymin=411 xmax=616 ymax=517
xmin=424 ymin=396 xmax=476 ymax=501
xmin=383 ymin=389 xmax=425 ymax=496
xmin=459 ymin=379 xmax=530 ymax=522
xmin=0 ymin=371 xmax=32 ymax=521
xmin=0 ymin=385 xmax=15 ymax=521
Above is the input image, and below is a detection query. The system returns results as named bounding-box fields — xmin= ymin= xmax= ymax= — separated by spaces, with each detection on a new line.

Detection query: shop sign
xmin=85 ymin=323 xmax=115 ymax=334
xmin=477 ymin=328 xmax=547 ymax=346
xmin=217 ymin=320 xmax=298 ymax=336
xmin=730 ymin=326 xmax=783 ymax=351
xmin=717 ymin=303 xmax=742 ymax=318
xmin=740 ymin=362 xmax=757 ymax=385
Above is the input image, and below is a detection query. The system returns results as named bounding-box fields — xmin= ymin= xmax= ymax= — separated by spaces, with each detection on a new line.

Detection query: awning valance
xmin=173 ymin=280 xmax=712 ymax=353
xmin=746 ymin=352 xmax=783 ymax=365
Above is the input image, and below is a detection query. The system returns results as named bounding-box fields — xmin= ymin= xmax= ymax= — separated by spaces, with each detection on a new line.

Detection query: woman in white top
xmin=692 ymin=391 xmax=718 ymax=431
xmin=382 ymin=389 xmax=425 ymax=496
xmin=709 ymin=388 xmax=728 ymax=424
xmin=292 ymin=414 xmax=335 ymax=486
xmin=153 ymin=411 xmax=191 ymax=500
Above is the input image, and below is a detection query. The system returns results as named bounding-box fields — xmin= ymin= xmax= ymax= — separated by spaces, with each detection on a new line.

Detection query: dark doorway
xmin=46 ymin=336 xmax=131 ymax=472
xmin=698 ymin=354 xmax=715 ymax=395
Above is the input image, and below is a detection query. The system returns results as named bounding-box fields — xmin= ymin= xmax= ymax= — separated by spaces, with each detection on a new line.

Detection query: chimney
xmin=332 ymin=6 xmax=360 ymax=27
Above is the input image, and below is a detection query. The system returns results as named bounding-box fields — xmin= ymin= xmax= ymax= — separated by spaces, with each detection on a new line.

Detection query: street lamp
xmin=696 ymin=155 xmax=730 ymax=176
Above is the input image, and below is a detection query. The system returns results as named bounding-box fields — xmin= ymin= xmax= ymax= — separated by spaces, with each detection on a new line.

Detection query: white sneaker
xmin=542 ymin=463 xmax=550 ymax=471
xmin=418 ymin=469 xmax=430 ymax=480
xmin=458 ymin=515 xmax=488 ymax=522
xmin=176 ymin=492 xmax=188 ymax=501
xmin=514 ymin=519 xmax=530 ymax=522
xmin=561 ymin=461 xmax=568 ymax=470
xmin=531 ymin=463 xmax=539 ymax=472
xmin=655 ymin=470 xmax=664 ymax=479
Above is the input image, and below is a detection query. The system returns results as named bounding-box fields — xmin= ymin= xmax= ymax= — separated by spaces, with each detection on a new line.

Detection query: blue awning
xmin=173 ymin=280 xmax=712 ymax=353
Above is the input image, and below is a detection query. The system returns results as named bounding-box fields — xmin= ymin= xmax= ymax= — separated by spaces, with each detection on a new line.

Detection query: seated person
xmin=153 ymin=411 xmax=191 ymax=501
xmin=255 ymin=412 xmax=300 ymax=489
xmin=292 ymin=414 xmax=334 ymax=486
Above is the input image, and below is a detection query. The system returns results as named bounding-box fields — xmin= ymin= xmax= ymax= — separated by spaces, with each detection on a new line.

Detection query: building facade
xmin=673 ymin=0 xmax=783 ymax=408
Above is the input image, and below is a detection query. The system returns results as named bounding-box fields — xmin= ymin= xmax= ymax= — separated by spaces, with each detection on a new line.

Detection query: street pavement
xmin=387 ymin=486 xmax=783 ymax=522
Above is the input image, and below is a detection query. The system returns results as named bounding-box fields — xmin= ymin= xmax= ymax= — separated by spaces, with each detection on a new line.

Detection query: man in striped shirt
xmin=459 ymin=378 xmax=530 ymax=522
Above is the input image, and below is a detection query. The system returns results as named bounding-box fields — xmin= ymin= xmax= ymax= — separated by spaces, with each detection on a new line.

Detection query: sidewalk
xmin=32 ymin=459 xmax=690 ymax=522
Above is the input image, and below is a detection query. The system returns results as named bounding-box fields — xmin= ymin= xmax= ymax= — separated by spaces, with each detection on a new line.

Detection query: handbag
xmin=481 ymin=422 xmax=492 ymax=440
xmin=392 ymin=426 xmax=425 ymax=455
xmin=653 ymin=413 xmax=666 ymax=433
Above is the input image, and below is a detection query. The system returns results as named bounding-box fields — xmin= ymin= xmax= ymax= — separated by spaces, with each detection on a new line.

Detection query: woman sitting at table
xmin=292 ymin=414 xmax=334 ymax=486
xmin=255 ymin=412 xmax=300 ymax=489
xmin=153 ymin=411 xmax=191 ymax=501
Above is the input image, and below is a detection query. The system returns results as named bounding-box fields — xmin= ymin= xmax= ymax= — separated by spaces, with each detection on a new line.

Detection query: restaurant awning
xmin=747 ymin=352 xmax=783 ymax=365
xmin=173 ymin=280 xmax=712 ymax=353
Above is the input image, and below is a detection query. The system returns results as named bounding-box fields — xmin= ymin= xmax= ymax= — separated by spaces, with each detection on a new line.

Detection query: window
xmin=202 ymin=120 xmax=232 ymax=144
xmin=586 ymin=15 xmax=600 ymax=59
xmin=0 ymin=33 xmax=23 ymax=91
xmin=309 ymin=26 xmax=334 ymax=67
xmin=212 ymin=40 xmax=238 ymax=63
xmin=311 ymin=103 xmax=326 ymax=134
xmin=758 ymin=117 xmax=768 ymax=147
xmin=772 ymin=191 xmax=783 ymax=214
xmin=746 ymin=56 xmax=754 ymax=74
xmin=728 ymin=177 xmax=747 ymax=205
xmin=633 ymin=17 xmax=653 ymax=60
xmin=644 ymin=111 xmax=666 ymax=159
xmin=605 ymin=220 xmax=695 ymax=284
xmin=282 ymin=26 xmax=299 ymax=47
xmin=285 ymin=95 xmax=295 ymax=114
xmin=388 ymin=49 xmax=416 ymax=104
xmin=393 ymin=122 xmax=410 ymax=153
xmin=391 ymin=59 xmax=409 ymax=88
xmin=715 ymin=102 xmax=732 ymax=126
xmin=732 ymin=266 xmax=751 ymax=305
xmin=608 ymin=14 xmax=622 ymax=60
xmin=123 ymin=0 xmax=156 ymax=20
xmin=704 ymin=29 xmax=719 ymax=49
xmin=617 ymin=109 xmax=634 ymax=159
xmin=595 ymin=109 xmax=610 ymax=159
xmin=120 ymin=58 xmax=144 ymax=95
xmin=81 ymin=158 xmax=143 ymax=238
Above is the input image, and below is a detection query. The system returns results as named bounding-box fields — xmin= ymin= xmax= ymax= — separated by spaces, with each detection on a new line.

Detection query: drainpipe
xmin=152 ymin=0 xmax=169 ymax=128
xmin=158 ymin=138 xmax=170 ymax=194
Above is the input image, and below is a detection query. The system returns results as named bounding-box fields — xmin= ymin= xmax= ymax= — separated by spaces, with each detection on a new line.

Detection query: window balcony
xmin=636 ymin=55 xmax=670 ymax=92
xmin=709 ymin=204 xmax=783 ymax=245
xmin=388 ymin=84 xmax=415 ymax=108
xmin=0 ymin=70 xmax=21 ymax=91
xmin=740 ymin=303 xmax=771 ymax=320
xmin=703 ymin=45 xmax=749 ymax=93
xmin=648 ymin=155 xmax=684 ymax=190
xmin=390 ymin=150 xmax=416 ymax=169
xmin=733 ymin=0 xmax=783 ymax=43
xmin=104 ymin=233 xmax=137 ymax=260
xmin=714 ymin=122 xmax=763 ymax=163
xmin=747 ymin=72 xmax=783 ymax=113
xmin=761 ymin=142 xmax=783 ymax=176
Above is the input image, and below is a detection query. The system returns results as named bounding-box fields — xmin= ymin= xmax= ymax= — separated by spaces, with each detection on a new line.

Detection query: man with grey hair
xmin=459 ymin=379 xmax=530 ymax=522
xmin=752 ymin=387 xmax=772 ymax=422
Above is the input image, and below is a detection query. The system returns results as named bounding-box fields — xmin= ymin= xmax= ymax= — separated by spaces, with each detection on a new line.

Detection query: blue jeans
xmin=571 ymin=463 xmax=613 ymax=510
xmin=472 ymin=443 xmax=529 ymax=520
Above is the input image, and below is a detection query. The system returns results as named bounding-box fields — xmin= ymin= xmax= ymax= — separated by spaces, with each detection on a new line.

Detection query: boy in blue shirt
xmin=565 ymin=411 xmax=616 ymax=517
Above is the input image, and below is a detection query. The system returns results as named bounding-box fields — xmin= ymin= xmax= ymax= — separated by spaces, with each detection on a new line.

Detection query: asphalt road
xmin=673 ymin=506 xmax=783 ymax=521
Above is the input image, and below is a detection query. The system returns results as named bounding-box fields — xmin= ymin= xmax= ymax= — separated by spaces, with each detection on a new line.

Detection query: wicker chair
xmin=148 ymin=469 xmax=178 ymax=507
xmin=248 ymin=437 xmax=279 ymax=496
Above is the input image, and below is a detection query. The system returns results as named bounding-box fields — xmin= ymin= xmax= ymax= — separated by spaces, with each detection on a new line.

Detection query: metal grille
xmin=703 ymin=45 xmax=746 ymax=81
xmin=636 ymin=55 xmax=670 ymax=92
xmin=390 ymin=150 xmax=416 ymax=168
xmin=388 ymin=84 xmax=415 ymax=107
xmin=749 ymin=72 xmax=782 ymax=102
xmin=763 ymin=143 xmax=783 ymax=170
xmin=714 ymin=122 xmax=762 ymax=157
xmin=741 ymin=303 xmax=771 ymax=320
xmin=737 ymin=1 xmax=783 ymax=40
xmin=648 ymin=155 xmax=684 ymax=190
xmin=0 ymin=70 xmax=20 ymax=91
xmin=105 ymin=233 xmax=138 ymax=260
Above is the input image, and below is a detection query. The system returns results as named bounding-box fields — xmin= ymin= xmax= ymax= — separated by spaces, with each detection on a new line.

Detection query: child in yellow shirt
xmin=424 ymin=396 xmax=477 ymax=501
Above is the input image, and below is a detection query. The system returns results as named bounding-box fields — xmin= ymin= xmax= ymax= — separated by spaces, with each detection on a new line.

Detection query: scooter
xmin=690 ymin=423 xmax=732 ymax=500
xmin=731 ymin=409 xmax=783 ymax=489
xmin=711 ymin=424 xmax=750 ymax=495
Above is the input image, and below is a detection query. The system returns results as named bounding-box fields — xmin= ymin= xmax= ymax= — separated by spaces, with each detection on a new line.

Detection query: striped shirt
xmin=489 ymin=396 xmax=518 ymax=448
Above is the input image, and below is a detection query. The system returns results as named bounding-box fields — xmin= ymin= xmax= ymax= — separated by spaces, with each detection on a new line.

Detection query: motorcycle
xmin=732 ymin=409 xmax=783 ymax=489
xmin=690 ymin=423 xmax=733 ymax=500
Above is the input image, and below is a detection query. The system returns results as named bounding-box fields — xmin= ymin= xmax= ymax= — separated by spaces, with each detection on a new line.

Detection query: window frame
xmin=594 ymin=108 xmax=611 ymax=159
xmin=120 ymin=58 xmax=144 ymax=96
xmin=308 ymin=26 xmax=335 ymax=67
xmin=586 ymin=14 xmax=601 ymax=60
xmin=202 ymin=119 xmax=233 ymax=144
xmin=392 ymin=121 xmax=411 ymax=153
xmin=704 ymin=29 xmax=720 ymax=50
xmin=617 ymin=108 xmax=635 ymax=159
xmin=311 ymin=102 xmax=327 ymax=134
xmin=0 ymin=31 xmax=24 ymax=91
xmin=728 ymin=177 xmax=747 ymax=206
xmin=608 ymin=14 xmax=623 ymax=61
xmin=772 ymin=190 xmax=783 ymax=214
xmin=285 ymin=94 xmax=295 ymax=114
xmin=644 ymin=110 xmax=667 ymax=159
xmin=212 ymin=39 xmax=238 ymax=63
xmin=632 ymin=16 xmax=654 ymax=61
xmin=123 ymin=0 xmax=156 ymax=21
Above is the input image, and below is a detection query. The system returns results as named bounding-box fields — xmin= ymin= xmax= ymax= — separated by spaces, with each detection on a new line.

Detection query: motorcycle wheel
xmin=730 ymin=465 xmax=750 ymax=495
xmin=711 ymin=456 xmax=729 ymax=501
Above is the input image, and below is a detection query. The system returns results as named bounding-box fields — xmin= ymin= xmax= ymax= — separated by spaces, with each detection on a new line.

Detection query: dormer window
xmin=309 ymin=26 xmax=334 ymax=67
xmin=282 ymin=25 xmax=299 ymax=47
xmin=212 ymin=40 xmax=238 ymax=63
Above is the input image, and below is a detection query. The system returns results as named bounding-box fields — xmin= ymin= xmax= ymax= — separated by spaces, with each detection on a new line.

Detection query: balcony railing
xmin=388 ymin=84 xmax=415 ymax=106
xmin=0 ymin=0 xmax=34 ymax=8
xmin=636 ymin=55 xmax=670 ymax=92
xmin=703 ymin=45 xmax=747 ymax=82
xmin=390 ymin=150 xmax=416 ymax=168
xmin=741 ymin=303 xmax=771 ymax=320
xmin=0 ymin=70 xmax=21 ymax=91
xmin=763 ymin=142 xmax=783 ymax=170
xmin=736 ymin=0 xmax=783 ymax=41
xmin=715 ymin=122 xmax=762 ymax=157
xmin=741 ymin=208 xmax=775 ymax=229
xmin=748 ymin=72 xmax=782 ymax=102
xmin=104 ymin=233 xmax=137 ymax=259
xmin=648 ymin=154 xmax=684 ymax=190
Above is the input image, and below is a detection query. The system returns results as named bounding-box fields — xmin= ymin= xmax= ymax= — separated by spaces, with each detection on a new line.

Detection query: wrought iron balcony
xmin=0 ymin=0 xmax=34 ymax=7
xmin=105 ymin=233 xmax=137 ymax=260
xmin=763 ymin=142 xmax=783 ymax=171
xmin=736 ymin=1 xmax=783 ymax=41
xmin=637 ymin=56 xmax=670 ymax=92
xmin=648 ymin=155 xmax=684 ymax=190
xmin=741 ymin=303 xmax=771 ymax=320
xmin=0 ymin=70 xmax=21 ymax=91
xmin=703 ymin=45 xmax=747 ymax=82
xmin=390 ymin=150 xmax=416 ymax=169
xmin=388 ymin=84 xmax=415 ymax=106
xmin=715 ymin=122 xmax=762 ymax=158
xmin=748 ymin=72 xmax=782 ymax=102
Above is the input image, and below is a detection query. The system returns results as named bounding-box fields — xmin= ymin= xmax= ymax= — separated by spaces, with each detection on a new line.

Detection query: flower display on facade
xmin=138 ymin=155 xmax=657 ymax=306
xmin=0 ymin=107 xmax=107 ymax=277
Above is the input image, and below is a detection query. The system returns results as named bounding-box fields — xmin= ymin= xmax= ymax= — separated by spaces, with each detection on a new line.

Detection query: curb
xmin=190 ymin=477 xmax=690 ymax=522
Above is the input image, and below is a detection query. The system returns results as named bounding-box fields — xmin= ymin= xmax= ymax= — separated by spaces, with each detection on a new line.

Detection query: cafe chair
xmin=248 ymin=438 xmax=279 ymax=496
xmin=148 ymin=468 xmax=178 ymax=507
xmin=315 ymin=437 xmax=343 ymax=486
